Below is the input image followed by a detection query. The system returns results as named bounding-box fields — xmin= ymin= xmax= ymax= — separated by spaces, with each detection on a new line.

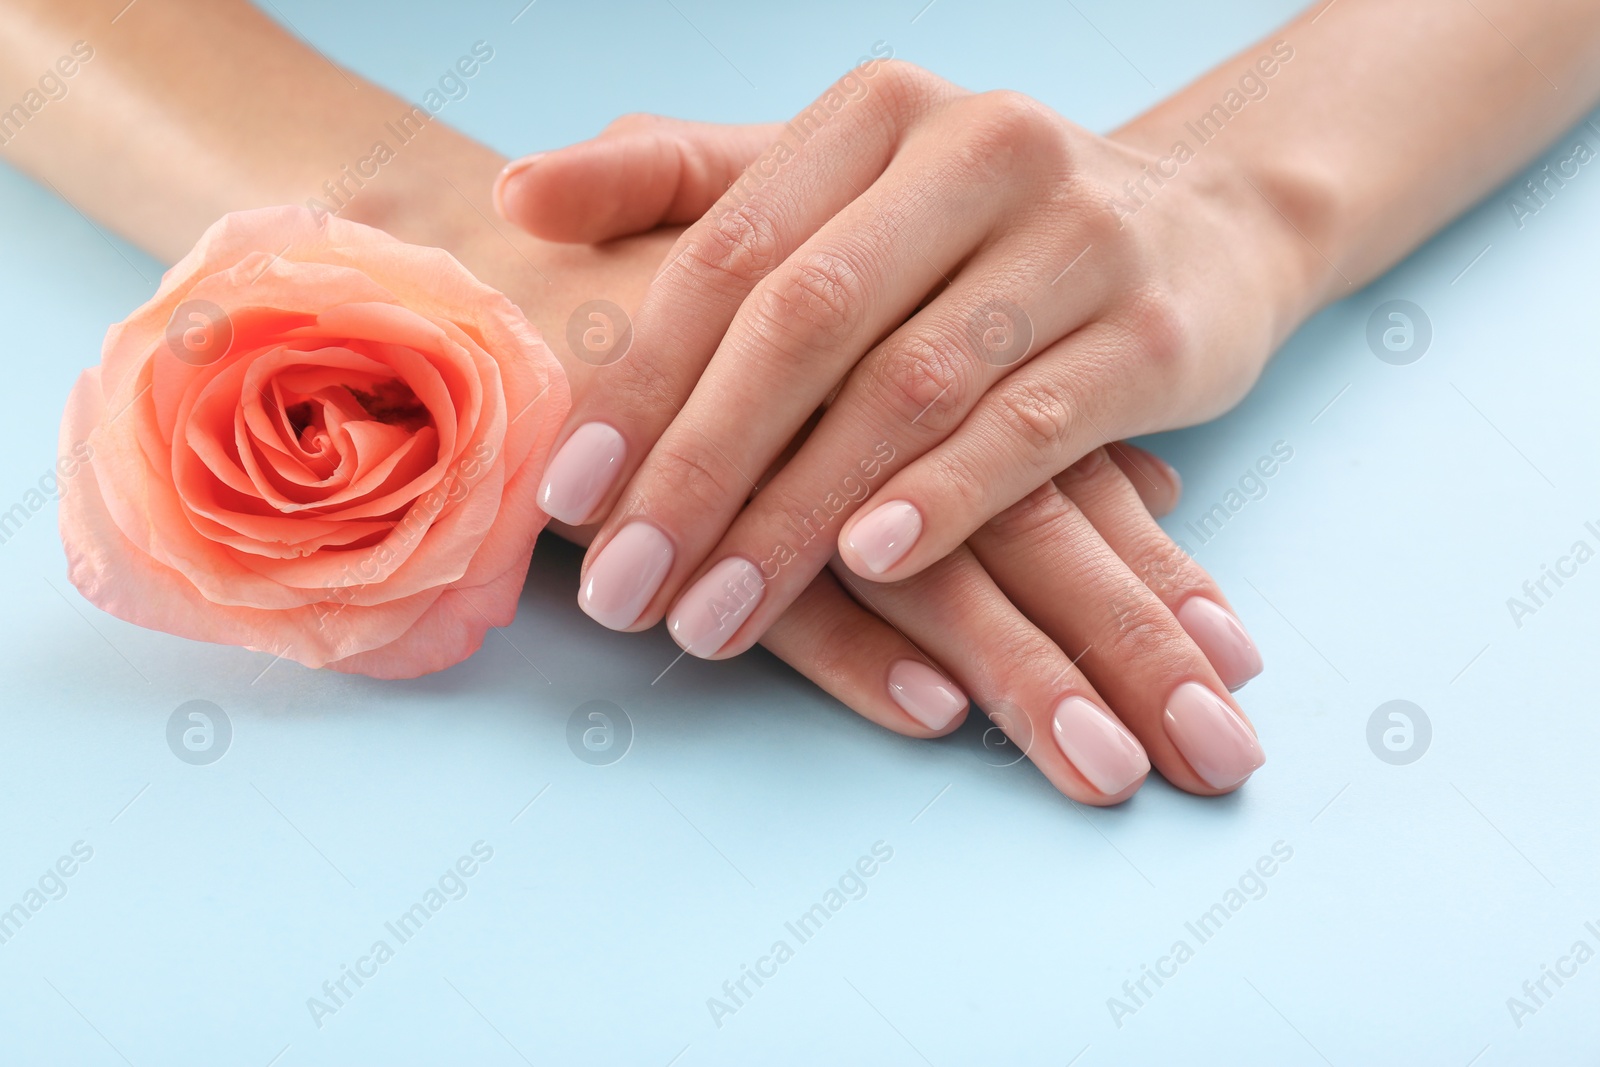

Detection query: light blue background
xmin=1 ymin=1 xmax=1597 ymax=1063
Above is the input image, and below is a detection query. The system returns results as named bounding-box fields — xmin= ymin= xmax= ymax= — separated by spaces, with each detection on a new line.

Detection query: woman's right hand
xmin=475 ymin=162 xmax=1265 ymax=803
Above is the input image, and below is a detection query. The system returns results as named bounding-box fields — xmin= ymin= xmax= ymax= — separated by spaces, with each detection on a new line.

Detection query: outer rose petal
xmin=59 ymin=206 xmax=571 ymax=677
xmin=323 ymin=548 xmax=534 ymax=679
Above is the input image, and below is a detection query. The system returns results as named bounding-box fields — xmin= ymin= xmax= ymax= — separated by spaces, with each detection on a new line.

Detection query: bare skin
xmin=3 ymin=0 xmax=1596 ymax=803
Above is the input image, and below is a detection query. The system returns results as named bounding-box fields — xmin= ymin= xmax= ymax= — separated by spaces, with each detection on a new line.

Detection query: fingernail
xmin=539 ymin=422 xmax=626 ymax=525
xmin=667 ymin=557 xmax=765 ymax=657
xmin=1176 ymin=597 xmax=1263 ymax=691
xmin=578 ymin=522 xmax=673 ymax=630
xmin=1162 ymin=681 xmax=1265 ymax=790
xmin=492 ymin=153 xmax=545 ymax=218
xmin=887 ymin=660 xmax=968 ymax=730
xmin=1051 ymin=696 xmax=1150 ymax=795
xmin=845 ymin=500 xmax=922 ymax=575
xmin=1147 ymin=452 xmax=1181 ymax=493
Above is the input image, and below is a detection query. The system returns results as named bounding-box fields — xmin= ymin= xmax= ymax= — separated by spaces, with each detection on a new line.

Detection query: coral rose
xmin=58 ymin=206 xmax=569 ymax=678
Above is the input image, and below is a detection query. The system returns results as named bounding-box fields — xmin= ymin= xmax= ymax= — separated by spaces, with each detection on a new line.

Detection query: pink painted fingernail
xmin=1176 ymin=597 xmax=1263 ymax=692
xmin=539 ymin=422 xmax=626 ymax=525
xmin=1051 ymin=696 xmax=1150 ymax=795
xmin=1163 ymin=681 xmax=1264 ymax=790
xmin=887 ymin=660 xmax=968 ymax=730
xmin=667 ymin=557 xmax=765 ymax=657
xmin=845 ymin=500 xmax=922 ymax=574
xmin=492 ymin=153 xmax=544 ymax=219
xmin=578 ymin=522 xmax=673 ymax=630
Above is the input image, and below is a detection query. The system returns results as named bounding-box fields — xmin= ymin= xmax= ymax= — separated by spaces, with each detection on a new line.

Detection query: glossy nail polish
xmin=578 ymin=522 xmax=673 ymax=630
xmin=887 ymin=660 xmax=968 ymax=730
xmin=539 ymin=422 xmax=626 ymax=525
xmin=492 ymin=153 xmax=544 ymax=218
xmin=845 ymin=500 xmax=922 ymax=574
xmin=1176 ymin=597 xmax=1264 ymax=691
xmin=1162 ymin=681 xmax=1264 ymax=790
xmin=1051 ymin=696 xmax=1150 ymax=795
xmin=667 ymin=557 xmax=765 ymax=657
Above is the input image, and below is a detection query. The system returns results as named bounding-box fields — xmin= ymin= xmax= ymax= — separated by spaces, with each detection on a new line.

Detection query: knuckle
xmin=612 ymin=355 xmax=681 ymax=423
xmin=919 ymin=445 xmax=991 ymax=519
xmin=678 ymin=202 xmax=784 ymax=291
xmin=991 ymin=376 xmax=1078 ymax=460
xmin=956 ymin=90 xmax=1071 ymax=177
xmin=870 ymin=328 xmax=975 ymax=433
xmin=749 ymin=247 xmax=865 ymax=354
xmin=984 ymin=483 xmax=1076 ymax=544
xmin=603 ymin=112 xmax=662 ymax=135
xmin=1127 ymin=534 xmax=1206 ymax=603
xmin=1064 ymin=446 xmax=1115 ymax=482
xmin=1120 ymin=285 xmax=1190 ymax=372
xmin=873 ymin=59 xmax=939 ymax=109
xmin=639 ymin=438 xmax=746 ymax=516
xmin=1101 ymin=587 xmax=1177 ymax=664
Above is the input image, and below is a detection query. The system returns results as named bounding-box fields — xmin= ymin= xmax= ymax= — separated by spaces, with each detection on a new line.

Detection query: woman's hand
xmin=5 ymin=0 xmax=1272 ymax=802
xmin=494 ymin=61 xmax=1308 ymax=666
xmin=485 ymin=106 xmax=1268 ymax=798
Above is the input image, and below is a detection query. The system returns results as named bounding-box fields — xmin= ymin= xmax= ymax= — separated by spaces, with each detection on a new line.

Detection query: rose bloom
xmin=58 ymin=206 xmax=569 ymax=678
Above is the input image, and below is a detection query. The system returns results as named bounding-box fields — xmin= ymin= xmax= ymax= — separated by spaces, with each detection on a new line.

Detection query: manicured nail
xmin=539 ymin=422 xmax=626 ymax=525
xmin=667 ymin=557 xmax=765 ymax=657
xmin=1142 ymin=453 xmax=1182 ymax=514
xmin=1163 ymin=681 xmax=1265 ymax=790
xmin=1176 ymin=597 xmax=1263 ymax=691
xmin=1051 ymin=696 xmax=1150 ymax=795
xmin=887 ymin=660 xmax=968 ymax=730
xmin=578 ymin=522 xmax=673 ymax=630
xmin=845 ymin=500 xmax=922 ymax=574
xmin=492 ymin=153 xmax=545 ymax=218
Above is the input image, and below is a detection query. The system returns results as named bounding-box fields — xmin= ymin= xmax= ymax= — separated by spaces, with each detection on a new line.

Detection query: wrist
xmin=1109 ymin=120 xmax=1334 ymax=347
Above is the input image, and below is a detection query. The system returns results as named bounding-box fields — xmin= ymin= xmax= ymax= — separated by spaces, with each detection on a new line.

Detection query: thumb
xmin=493 ymin=115 xmax=785 ymax=243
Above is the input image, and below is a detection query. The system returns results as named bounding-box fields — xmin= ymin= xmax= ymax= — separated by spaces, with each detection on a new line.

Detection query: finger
xmin=830 ymin=547 xmax=1151 ymax=805
xmin=493 ymin=116 xmax=785 ymax=243
xmin=1107 ymin=442 xmax=1182 ymax=518
xmin=838 ymin=319 xmax=1164 ymax=581
xmin=644 ymin=92 xmax=1118 ymax=658
xmin=968 ymin=475 xmax=1264 ymax=795
xmin=561 ymin=64 xmax=954 ymax=630
xmin=758 ymin=568 xmax=969 ymax=738
xmin=1054 ymin=448 xmax=1262 ymax=691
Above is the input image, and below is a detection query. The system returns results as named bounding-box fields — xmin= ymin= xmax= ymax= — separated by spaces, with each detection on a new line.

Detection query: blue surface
xmin=2 ymin=1 xmax=1597 ymax=1063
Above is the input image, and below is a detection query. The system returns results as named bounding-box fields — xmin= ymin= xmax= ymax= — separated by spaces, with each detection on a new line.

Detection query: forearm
xmin=1114 ymin=0 xmax=1600 ymax=316
xmin=0 ymin=0 xmax=665 ymax=348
